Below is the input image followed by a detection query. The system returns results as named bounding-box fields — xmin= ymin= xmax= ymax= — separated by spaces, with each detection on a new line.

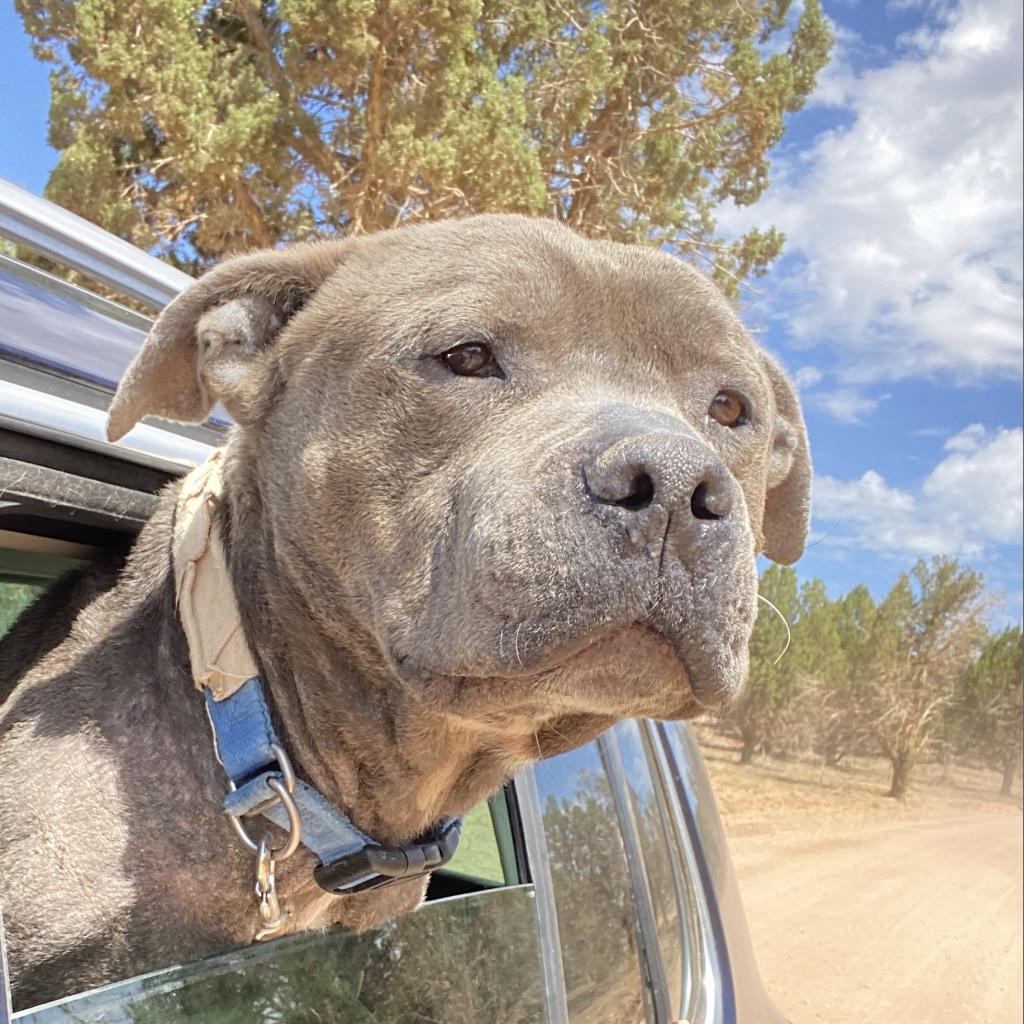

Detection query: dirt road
xmin=731 ymin=811 xmax=1023 ymax=1024
xmin=694 ymin=730 xmax=1024 ymax=1023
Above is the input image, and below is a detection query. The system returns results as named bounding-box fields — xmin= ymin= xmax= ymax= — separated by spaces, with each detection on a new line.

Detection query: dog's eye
xmin=440 ymin=342 xmax=505 ymax=379
xmin=709 ymin=390 xmax=748 ymax=427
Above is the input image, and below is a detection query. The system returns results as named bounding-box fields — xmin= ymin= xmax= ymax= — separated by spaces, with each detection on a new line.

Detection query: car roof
xmin=0 ymin=177 xmax=222 ymax=475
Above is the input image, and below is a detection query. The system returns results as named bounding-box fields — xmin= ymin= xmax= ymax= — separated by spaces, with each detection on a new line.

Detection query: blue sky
xmin=1 ymin=0 xmax=1021 ymax=621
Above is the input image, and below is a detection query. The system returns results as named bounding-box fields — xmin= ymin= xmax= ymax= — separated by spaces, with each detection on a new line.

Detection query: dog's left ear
xmin=106 ymin=240 xmax=352 ymax=441
xmin=758 ymin=352 xmax=812 ymax=564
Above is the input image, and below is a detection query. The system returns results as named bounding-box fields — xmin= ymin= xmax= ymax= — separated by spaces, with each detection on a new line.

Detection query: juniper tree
xmin=955 ymin=627 xmax=1023 ymax=796
xmin=869 ymin=559 xmax=988 ymax=799
xmin=816 ymin=584 xmax=878 ymax=767
xmin=17 ymin=0 xmax=831 ymax=294
xmin=732 ymin=563 xmax=803 ymax=764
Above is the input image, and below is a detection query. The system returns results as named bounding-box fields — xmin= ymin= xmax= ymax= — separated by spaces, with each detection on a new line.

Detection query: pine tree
xmin=17 ymin=0 xmax=832 ymax=294
xmin=869 ymin=559 xmax=988 ymax=799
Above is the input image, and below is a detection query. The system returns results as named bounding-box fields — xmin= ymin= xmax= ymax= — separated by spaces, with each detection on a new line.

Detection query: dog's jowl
xmin=0 ymin=215 xmax=810 ymax=1006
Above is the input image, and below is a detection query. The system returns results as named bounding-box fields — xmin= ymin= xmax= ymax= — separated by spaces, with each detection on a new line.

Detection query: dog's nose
xmin=583 ymin=431 xmax=735 ymax=530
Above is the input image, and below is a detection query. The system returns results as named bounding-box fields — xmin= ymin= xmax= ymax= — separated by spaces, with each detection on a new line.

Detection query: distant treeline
xmin=718 ymin=557 xmax=1023 ymax=799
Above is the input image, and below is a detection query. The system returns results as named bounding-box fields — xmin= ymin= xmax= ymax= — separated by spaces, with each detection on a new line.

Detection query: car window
xmin=657 ymin=721 xmax=730 ymax=1022
xmin=0 ymin=546 xmax=81 ymax=639
xmin=2 ymin=532 xmax=533 ymax=1016
xmin=533 ymin=742 xmax=647 ymax=1024
xmin=1 ymin=535 xmax=520 ymax=900
xmin=439 ymin=787 xmax=521 ymax=889
xmin=16 ymin=886 xmax=547 ymax=1024
xmin=613 ymin=719 xmax=691 ymax=1019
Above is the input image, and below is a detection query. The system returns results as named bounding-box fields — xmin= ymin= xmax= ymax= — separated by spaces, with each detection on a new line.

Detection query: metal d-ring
xmin=227 ymin=743 xmax=303 ymax=860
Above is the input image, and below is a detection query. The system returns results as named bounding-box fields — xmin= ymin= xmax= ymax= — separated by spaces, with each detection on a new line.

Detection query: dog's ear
xmin=106 ymin=240 xmax=352 ymax=441
xmin=758 ymin=352 xmax=812 ymax=564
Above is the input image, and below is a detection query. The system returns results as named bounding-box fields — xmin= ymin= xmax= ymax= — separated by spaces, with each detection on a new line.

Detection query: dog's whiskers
xmin=532 ymin=730 xmax=544 ymax=760
xmin=513 ymin=622 xmax=524 ymax=668
xmin=756 ymin=593 xmax=792 ymax=665
xmin=642 ymin=591 xmax=664 ymax=620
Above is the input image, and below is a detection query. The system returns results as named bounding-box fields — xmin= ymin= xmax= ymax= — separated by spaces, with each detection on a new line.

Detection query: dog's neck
xmin=214 ymin=453 xmax=531 ymax=847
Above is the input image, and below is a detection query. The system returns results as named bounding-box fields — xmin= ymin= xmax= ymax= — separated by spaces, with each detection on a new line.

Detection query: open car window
xmin=438 ymin=787 xmax=523 ymax=890
xmin=14 ymin=886 xmax=547 ymax=1024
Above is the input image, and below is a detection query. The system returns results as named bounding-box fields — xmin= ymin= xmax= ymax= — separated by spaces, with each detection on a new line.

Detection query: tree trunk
xmin=739 ymin=734 xmax=758 ymax=765
xmin=1000 ymin=756 xmax=1016 ymax=797
xmin=888 ymin=751 xmax=914 ymax=799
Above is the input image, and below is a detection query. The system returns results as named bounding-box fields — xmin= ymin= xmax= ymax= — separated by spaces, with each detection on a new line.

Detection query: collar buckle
xmin=313 ymin=819 xmax=462 ymax=895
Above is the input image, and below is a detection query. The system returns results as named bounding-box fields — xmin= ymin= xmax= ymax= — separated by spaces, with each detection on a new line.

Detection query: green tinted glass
xmin=16 ymin=887 xmax=546 ymax=1024
xmin=0 ymin=547 xmax=82 ymax=639
xmin=442 ymin=790 xmax=519 ymax=887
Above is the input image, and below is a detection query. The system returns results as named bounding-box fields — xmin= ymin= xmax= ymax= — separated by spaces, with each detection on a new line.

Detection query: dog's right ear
xmin=106 ymin=240 xmax=352 ymax=442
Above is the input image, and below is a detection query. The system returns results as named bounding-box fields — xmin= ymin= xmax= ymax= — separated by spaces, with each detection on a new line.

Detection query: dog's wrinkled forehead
xmin=332 ymin=217 xmax=738 ymax=332
xmin=291 ymin=217 xmax=761 ymax=397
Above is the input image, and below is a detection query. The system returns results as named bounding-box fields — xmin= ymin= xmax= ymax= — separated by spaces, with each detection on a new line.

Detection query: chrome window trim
xmin=638 ymin=721 xmax=702 ymax=1018
xmin=643 ymin=720 xmax=724 ymax=1023
xmin=598 ymin=728 xmax=671 ymax=1024
xmin=0 ymin=254 xmax=154 ymax=335
xmin=0 ymin=378 xmax=214 ymax=475
xmin=513 ymin=768 xmax=570 ymax=1024
xmin=1 ymin=907 xmax=11 ymax=1024
xmin=656 ymin=722 xmax=741 ymax=1023
xmin=0 ymin=178 xmax=190 ymax=313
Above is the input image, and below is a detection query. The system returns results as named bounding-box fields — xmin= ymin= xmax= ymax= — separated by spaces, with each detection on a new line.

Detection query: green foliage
xmin=952 ymin=626 xmax=1023 ymax=795
xmin=731 ymin=563 xmax=805 ymax=763
xmin=867 ymin=558 xmax=988 ymax=794
xmin=721 ymin=558 xmax=1017 ymax=799
xmin=813 ymin=584 xmax=878 ymax=766
xmin=18 ymin=0 xmax=832 ymax=294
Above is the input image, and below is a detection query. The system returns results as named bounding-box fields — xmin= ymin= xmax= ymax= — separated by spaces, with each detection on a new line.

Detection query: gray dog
xmin=0 ymin=215 xmax=809 ymax=1008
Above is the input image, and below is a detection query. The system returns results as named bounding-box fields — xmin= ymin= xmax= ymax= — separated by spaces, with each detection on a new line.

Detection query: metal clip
xmin=253 ymin=834 xmax=288 ymax=940
xmin=221 ymin=743 xmax=303 ymax=940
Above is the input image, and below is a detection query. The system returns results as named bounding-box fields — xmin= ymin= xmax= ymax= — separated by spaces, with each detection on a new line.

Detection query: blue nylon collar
xmin=204 ymin=677 xmax=460 ymax=893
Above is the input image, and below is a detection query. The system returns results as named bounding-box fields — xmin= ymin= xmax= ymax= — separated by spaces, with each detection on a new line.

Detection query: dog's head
xmin=108 ymin=216 xmax=809 ymax=748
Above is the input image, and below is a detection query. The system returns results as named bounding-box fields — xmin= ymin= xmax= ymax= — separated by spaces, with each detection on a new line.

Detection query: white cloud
xmin=941 ymin=422 xmax=986 ymax=452
xmin=922 ymin=424 xmax=1024 ymax=544
xmin=728 ymin=0 xmax=1023 ymax=383
xmin=812 ymin=425 xmax=1023 ymax=559
xmin=808 ymin=387 xmax=881 ymax=424
xmin=792 ymin=365 xmax=824 ymax=389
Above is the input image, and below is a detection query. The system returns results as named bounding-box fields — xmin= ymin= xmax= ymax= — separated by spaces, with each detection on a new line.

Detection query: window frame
xmin=516 ymin=720 xmax=739 ymax=1024
xmin=655 ymin=721 xmax=739 ymax=1023
xmin=1 ymin=906 xmax=12 ymax=1024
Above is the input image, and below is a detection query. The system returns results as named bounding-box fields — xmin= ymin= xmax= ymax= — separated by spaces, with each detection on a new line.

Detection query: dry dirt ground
xmin=695 ymin=726 xmax=1023 ymax=1024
